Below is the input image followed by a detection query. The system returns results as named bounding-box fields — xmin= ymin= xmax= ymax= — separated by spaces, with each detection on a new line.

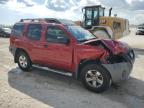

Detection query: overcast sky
xmin=0 ymin=0 xmax=144 ymax=25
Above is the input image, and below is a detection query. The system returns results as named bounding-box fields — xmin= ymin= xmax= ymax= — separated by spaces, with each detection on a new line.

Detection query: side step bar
xmin=33 ymin=65 xmax=72 ymax=77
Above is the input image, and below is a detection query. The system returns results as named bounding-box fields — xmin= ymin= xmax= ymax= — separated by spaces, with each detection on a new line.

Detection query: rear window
xmin=27 ymin=24 xmax=41 ymax=40
xmin=12 ymin=24 xmax=24 ymax=37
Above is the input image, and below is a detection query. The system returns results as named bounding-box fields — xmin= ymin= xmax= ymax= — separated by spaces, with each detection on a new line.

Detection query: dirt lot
xmin=0 ymin=30 xmax=144 ymax=108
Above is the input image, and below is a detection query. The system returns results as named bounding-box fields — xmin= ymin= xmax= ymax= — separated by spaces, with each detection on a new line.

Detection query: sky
xmin=0 ymin=0 xmax=144 ymax=25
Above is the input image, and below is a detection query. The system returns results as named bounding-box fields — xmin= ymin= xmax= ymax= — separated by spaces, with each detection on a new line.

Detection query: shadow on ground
xmin=8 ymin=67 xmax=144 ymax=108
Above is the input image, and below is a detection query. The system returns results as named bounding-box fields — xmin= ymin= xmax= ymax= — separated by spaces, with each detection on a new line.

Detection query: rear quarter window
xmin=12 ymin=24 xmax=24 ymax=37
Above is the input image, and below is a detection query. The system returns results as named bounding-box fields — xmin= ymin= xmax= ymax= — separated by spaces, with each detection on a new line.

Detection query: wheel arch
xmin=76 ymin=59 xmax=112 ymax=81
xmin=14 ymin=48 xmax=30 ymax=63
xmin=76 ymin=59 xmax=98 ymax=79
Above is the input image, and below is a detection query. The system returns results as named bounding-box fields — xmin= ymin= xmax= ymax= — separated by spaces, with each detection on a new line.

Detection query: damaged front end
xmin=84 ymin=39 xmax=135 ymax=83
xmin=103 ymin=49 xmax=135 ymax=83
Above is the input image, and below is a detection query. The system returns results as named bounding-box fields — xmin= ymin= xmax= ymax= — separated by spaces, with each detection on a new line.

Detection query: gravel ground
xmin=0 ymin=30 xmax=144 ymax=108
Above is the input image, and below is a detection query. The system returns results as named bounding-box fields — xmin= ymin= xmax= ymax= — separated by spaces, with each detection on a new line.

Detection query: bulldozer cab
xmin=82 ymin=5 xmax=105 ymax=29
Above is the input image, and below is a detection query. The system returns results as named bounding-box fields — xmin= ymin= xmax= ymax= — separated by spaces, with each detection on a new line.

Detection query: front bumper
xmin=103 ymin=62 xmax=133 ymax=83
xmin=102 ymin=50 xmax=135 ymax=83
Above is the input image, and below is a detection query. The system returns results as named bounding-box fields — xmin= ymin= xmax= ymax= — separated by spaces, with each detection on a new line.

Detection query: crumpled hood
xmin=83 ymin=39 xmax=130 ymax=55
xmin=101 ymin=39 xmax=130 ymax=54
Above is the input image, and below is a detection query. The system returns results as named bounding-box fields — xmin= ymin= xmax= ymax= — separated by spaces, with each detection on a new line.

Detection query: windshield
xmin=66 ymin=25 xmax=96 ymax=42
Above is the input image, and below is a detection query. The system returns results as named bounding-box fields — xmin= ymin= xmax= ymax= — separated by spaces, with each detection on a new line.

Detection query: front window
xmin=85 ymin=8 xmax=93 ymax=26
xmin=93 ymin=8 xmax=98 ymax=19
xmin=66 ymin=26 xmax=96 ymax=42
xmin=86 ymin=8 xmax=92 ymax=19
xmin=46 ymin=26 xmax=68 ymax=43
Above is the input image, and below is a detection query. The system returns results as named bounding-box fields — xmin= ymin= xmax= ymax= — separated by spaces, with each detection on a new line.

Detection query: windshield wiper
xmin=78 ymin=39 xmax=89 ymax=42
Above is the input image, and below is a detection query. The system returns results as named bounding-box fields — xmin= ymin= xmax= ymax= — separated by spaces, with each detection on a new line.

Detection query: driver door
xmin=42 ymin=26 xmax=73 ymax=71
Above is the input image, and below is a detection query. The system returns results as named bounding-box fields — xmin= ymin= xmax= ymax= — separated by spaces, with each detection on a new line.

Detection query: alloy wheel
xmin=85 ymin=70 xmax=104 ymax=88
xmin=19 ymin=55 xmax=28 ymax=68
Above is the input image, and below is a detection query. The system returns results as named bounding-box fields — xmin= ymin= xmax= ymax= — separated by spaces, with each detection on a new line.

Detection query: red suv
xmin=9 ymin=18 xmax=135 ymax=93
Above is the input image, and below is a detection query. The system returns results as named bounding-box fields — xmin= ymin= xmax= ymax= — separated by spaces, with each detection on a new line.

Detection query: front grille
xmin=124 ymin=50 xmax=135 ymax=64
xmin=106 ymin=50 xmax=135 ymax=64
xmin=106 ymin=55 xmax=126 ymax=63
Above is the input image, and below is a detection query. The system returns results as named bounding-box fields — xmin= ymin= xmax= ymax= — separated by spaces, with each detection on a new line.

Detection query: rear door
xmin=24 ymin=24 xmax=44 ymax=63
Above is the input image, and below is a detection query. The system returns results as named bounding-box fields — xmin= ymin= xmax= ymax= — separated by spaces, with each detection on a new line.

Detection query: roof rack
xmin=19 ymin=18 xmax=75 ymax=25
xmin=20 ymin=18 xmax=61 ymax=23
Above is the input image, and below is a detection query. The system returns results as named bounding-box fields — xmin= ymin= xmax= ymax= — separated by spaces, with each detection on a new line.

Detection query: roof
xmin=83 ymin=5 xmax=105 ymax=9
xmin=19 ymin=18 xmax=75 ymax=26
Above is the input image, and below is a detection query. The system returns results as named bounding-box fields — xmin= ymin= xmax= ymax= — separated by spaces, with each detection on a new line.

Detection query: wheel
xmin=17 ymin=51 xmax=32 ymax=71
xmin=80 ymin=64 xmax=111 ymax=93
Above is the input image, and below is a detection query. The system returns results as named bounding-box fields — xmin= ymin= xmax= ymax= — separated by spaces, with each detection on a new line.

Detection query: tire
xmin=80 ymin=64 xmax=111 ymax=93
xmin=17 ymin=51 xmax=32 ymax=71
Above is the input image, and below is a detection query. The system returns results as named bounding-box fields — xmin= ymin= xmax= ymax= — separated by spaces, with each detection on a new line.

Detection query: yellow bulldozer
xmin=75 ymin=5 xmax=130 ymax=39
